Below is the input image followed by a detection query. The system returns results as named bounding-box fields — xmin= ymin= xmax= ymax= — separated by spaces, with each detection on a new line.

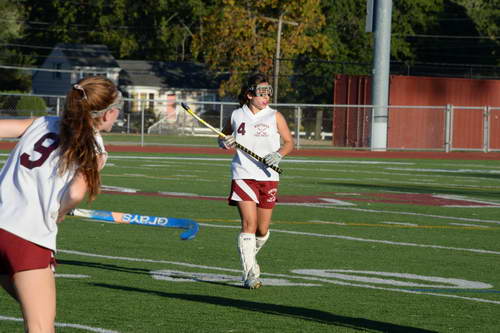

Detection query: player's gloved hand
xmin=218 ymin=135 xmax=236 ymax=149
xmin=264 ymin=151 xmax=282 ymax=167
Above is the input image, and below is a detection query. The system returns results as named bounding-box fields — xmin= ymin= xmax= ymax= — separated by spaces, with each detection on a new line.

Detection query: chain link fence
xmin=1 ymin=92 xmax=499 ymax=151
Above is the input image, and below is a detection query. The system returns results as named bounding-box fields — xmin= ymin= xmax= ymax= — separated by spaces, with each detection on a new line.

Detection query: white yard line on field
xmin=58 ymin=249 xmax=500 ymax=305
xmin=315 ymin=205 xmax=500 ymax=225
xmin=0 ymin=316 xmax=119 ymax=333
xmin=381 ymin=221 xmax=419 ymax=226
xmin=197 ymin=223 xmax=500 ymax=255
xmin=107 ymin=155 xmax=414 ymax=166
xmin=449 ymin=223 xmax=490 ymax=228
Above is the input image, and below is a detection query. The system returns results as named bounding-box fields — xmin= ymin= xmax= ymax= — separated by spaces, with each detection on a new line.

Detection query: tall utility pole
xmin=369 ymin=0 xmax=392 ymax=151
xmin=263 ymin=12 xmax=297 ymax=104
xmin=273 ymin=11 xmax=284 ymax=105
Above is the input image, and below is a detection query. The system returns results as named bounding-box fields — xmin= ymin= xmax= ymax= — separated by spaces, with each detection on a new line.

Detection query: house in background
xmin=31 ymin=44 xmax=225 ymax=133
xmin=117 ymin=60 xmax=223 ymax=122
xmin=32 ymin=43 xmax=121 ymax=98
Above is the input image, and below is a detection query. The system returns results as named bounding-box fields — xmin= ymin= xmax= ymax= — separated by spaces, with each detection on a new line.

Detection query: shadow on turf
xmin=91 ymin=283 xmax=437 ymax=332
xmin=58 ymin=259 xmax=151 ymax=276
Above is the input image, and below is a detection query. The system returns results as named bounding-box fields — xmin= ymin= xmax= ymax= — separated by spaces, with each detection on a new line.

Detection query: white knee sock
xmin=255 ymin=231 xmax=270 ymax=255
xmin=237 ymin=233 xmax=256 ymax=281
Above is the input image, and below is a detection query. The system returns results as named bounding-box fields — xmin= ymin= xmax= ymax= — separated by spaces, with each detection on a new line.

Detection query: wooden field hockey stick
xmin=181 ymin=102 xmax=283 ymax=174
xmin=69 ymin=208 xmax=199 ymax=240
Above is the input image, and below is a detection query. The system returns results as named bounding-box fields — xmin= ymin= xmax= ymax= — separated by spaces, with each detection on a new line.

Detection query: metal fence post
xmin=295 ymin=106 xmax=301 ymax=149
xmin=444 ymin=104 xmax=452 ymax=152
xmin=483 ymin=106 xmax=490 ymax=152
xmin=127 ymin=113 xmax=130 ymax=134
xmin=141 ymin=106 xmax=145 ymax=147
xmin=219 ymin=103 xmax=224 ymax=130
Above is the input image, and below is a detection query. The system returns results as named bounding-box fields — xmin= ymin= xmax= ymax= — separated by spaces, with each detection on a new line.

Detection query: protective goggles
xmin=90 ymin=91 xmax=123 ymax=118
xmin=250 ymin=84 xmax=273 ymax=97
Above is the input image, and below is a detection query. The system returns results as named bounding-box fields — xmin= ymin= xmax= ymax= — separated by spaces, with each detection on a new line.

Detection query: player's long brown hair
xmin=58 ymin=76 xmax=118 ymax=202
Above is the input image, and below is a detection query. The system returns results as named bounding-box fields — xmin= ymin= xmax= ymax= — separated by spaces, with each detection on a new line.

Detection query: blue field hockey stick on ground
xmin=69 ymin=208 xmax=199 ymax=240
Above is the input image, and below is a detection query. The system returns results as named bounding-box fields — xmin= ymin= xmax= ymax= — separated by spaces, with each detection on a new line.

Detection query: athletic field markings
xmin=381 ymin=221 xmax=419 ymax=226
xmin=308 ymin=220 xmax=347 ymax=225
xmin=196 ymin=218 xmax=498 ymax=230
xmin=321 ymin=206 xmax=500 ymax=225
xmin=97 ymin=184 xmax=500 ymax=227
xmin=196 ymin=223 xmax=500 ymax=255
xmin=448 ymin=223 xmax=490 ymax=228
xmin=100 ymin=184 xmax=500 ymax=211
xmin=55 ymin=274 xmax=90 ymax=278
xmin=58 ymin=249 xmax=500 ymax=305
xmin=108 ymin=155 xmax=415 ymax=166
xmin=387 ymin=167 xmax=500 ymax=175
xmin=150 ymin=269 xmax=321 ymax=287
xmin=0 ymin=315 xmax=119 ymax=333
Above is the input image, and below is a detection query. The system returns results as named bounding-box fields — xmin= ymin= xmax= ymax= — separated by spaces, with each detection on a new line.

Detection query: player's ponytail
xmin=59 ymin=76 xmax=118 ymax=201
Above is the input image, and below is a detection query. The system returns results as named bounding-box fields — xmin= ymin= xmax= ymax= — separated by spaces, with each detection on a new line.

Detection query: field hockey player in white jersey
xmin=218 ymin=73 xmax=294 ymax=289
xmin=0 ymin=76 xmax=122 ymax=332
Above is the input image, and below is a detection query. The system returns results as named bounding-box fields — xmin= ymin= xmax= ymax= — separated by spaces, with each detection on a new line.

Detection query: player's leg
xmin=256 ymin=207 xmax=272 ymax=252
xmin=0 ymin=229 xmax=56 ymax=332
xmin=251 ymin=180 xmax=278 ymax=281
xmin=251 ymin=208 xmax=272 ymax=280
xmin=13 ymin=267 xmax=56 ymax=333
xmin=236 ymin=201 xmax=262 ymax=288
xmin=238 ymin=200 xmax=258 ymax=234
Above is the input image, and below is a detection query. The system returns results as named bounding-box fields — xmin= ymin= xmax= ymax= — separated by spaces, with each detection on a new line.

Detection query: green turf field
xmin=1 ymin=150 xmax=499 ymax=332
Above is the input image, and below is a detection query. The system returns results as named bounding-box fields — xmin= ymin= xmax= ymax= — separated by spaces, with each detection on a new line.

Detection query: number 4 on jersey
xmin=237 ymin=122 xmax=246 ymax=136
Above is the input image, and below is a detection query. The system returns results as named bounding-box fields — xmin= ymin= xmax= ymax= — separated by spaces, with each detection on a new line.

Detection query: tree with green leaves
xmin=3 ymin=0 xmax=499 ymax=101
xmin=22 ymin=0 xmax=209 ymax=61
xmin=192 ymin=0 xmax=333 ymax=100
xmin=16 ymin=95 xmax=48 ymax=116
xmin=0 ymin=0 xmax=33 ymax=91
xmin=455 ymin=0 xmax=500 ymax=42
xmin=291 ymin=0 xmax=446 ymax=102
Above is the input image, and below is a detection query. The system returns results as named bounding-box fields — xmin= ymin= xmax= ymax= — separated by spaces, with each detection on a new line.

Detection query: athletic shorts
xmin=228 ymin=179 xmax=279 ymax=209
xmin=0 ymin=228 xmax=56 ymax=277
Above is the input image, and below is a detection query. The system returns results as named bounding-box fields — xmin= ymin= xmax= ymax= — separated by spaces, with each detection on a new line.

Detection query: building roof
xmin=54 ymin=43 xmax=120 ymax=69
xmin=117 ymin=60 xmax=224 ymax=90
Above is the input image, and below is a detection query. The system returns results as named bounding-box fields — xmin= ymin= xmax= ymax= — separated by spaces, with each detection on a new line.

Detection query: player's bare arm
xmin=57 ymin=171 xmax=88 ymax=223
xmin=276 ymin=112 xmax=294 ymax=157
xmin=0 ymin=118 xmax=36 ymax=138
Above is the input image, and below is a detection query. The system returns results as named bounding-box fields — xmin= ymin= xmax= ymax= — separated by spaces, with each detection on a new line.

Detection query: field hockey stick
xmin=181 ymin=102 xmax=283 ymax=174
xmin=68 ymin=208 xmax=199 ymax=240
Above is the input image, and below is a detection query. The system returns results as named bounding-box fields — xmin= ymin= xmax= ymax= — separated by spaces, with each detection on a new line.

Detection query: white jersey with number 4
xmin=230 ymin=104 xmax=280 ymax=181
xmin=0 ymin=116 xmax=106 ymax=251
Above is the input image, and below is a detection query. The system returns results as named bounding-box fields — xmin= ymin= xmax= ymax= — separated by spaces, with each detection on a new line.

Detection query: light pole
xmin=273 ymin=11 xmax=284 ymax=105
xmin=262 ymin=12 xmax=297 ymax=104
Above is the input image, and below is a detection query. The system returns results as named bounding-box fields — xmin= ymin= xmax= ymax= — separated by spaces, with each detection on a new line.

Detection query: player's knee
xmin=24 ymin=318 xmax=55 ymax=333
xmin=241 ymin=221 xmax=257 ymax=233
xmin=22 ymin=306 xmax=55 ymax=333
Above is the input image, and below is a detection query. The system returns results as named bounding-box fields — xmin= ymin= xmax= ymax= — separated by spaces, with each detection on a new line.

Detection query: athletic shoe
xmin=244 ymin=277 xmax=262 ymax=289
